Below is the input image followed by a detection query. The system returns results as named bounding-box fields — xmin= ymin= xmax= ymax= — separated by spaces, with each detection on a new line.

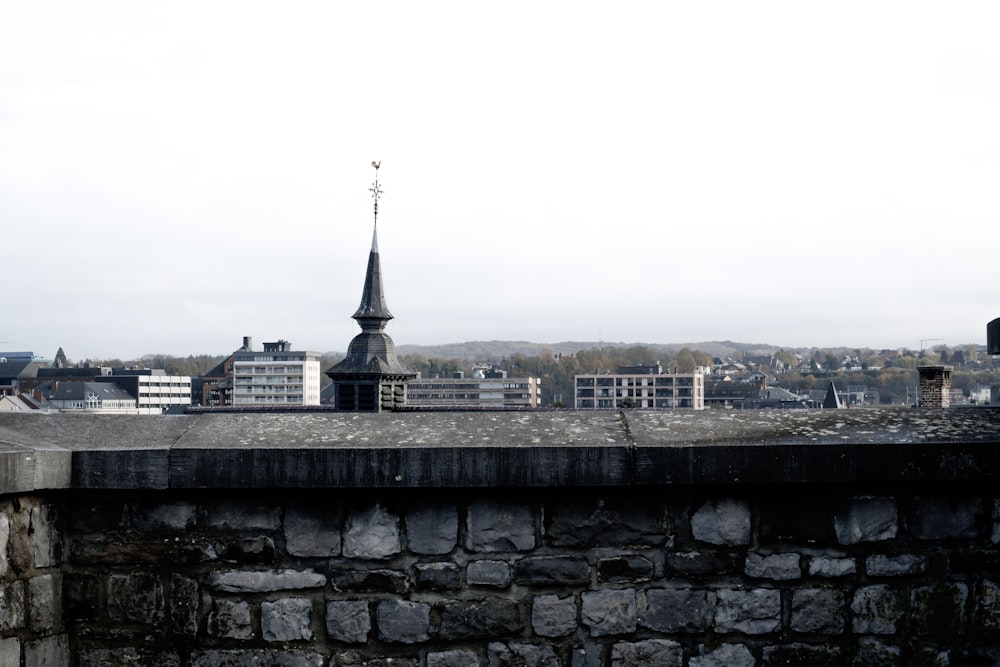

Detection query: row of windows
xmin=577 ymin=388 xmax=699 ymax=398
xmin=577 ymin=399 xmax=698 ymax=409
xmin=576 ymin=376 xmax=698 ymax=388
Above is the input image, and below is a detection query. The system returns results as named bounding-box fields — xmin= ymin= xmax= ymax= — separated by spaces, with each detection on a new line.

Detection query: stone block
xmin=78 ymin=648 xmax=180 ymax=666
xmin=438 ymin=597 xmax=522 ymax=640
xmin=205 ymin=501 xmax=281 ymax=530
xmin=761 ymin=643 xmax=845 ymax=666
xmin=911 ymin=582 xmax=968 ymax=639
xmin=131 ymin=501 xmax=196 ymax=532
xmin=170 ymin=574 xmax=199 ymax=637
xmin=993 ymin=498 xmax=1000 ymax=545
xmin=834 ymin=496 xmax=897 ymax=544
xmin=343 ymin=504 xmax=401 ymax=559
xmin=853 ymin=639 xmax=903 ymax=667
xmin=24 ymin=634 xmax=69 ymax=667
xmin=487 ymin=642 xmax=559 ymax=666
xmin=0 ymin=638 xmax=19 ymax=667
xmin=331 ymin=568 xmax=409 ymax=594
xmin=413 ymin=562 xmax=461 ymax=591
xmin=851 ymin=585 xmax=902 ymax=635
xmin=513 ymin=556 xmax=590 ymax=585
xmin=547 ymin=497 xmax=664 ymax=547
xmin=866 ymin=554 xmax=927 ymax=577
xmin=641 ymin=588 xmax=709 ymax=633
xmin=208 ymin=568 xmax=326 ymax=592
xmin=333 ymin=654 xmax=418 ymax=667
xmin=208 ymin=599 xmax=254 ymax=639
xmin=217 ymin=535 xmax=276 ymax=563
xmin=7 ymin=509 xmax=32 ymax=573
xmin=791 ymin=588 xmax=845 ymax=634
xmin=108 ymin=573 xmax=164 ymax=625
xmin=973 ymin=578 xmax=1000 ymax=633
xmin=689 ymin=643 xmax=754 ymax=667
xmin=759 ymin=494 xmax=831 ymax=543
xmin=531 ymin=594 xmax=577 ymax=637
xmin=262 ymin=597 xmax=314 ymax=642
xmin=715 ymin=588 xmax=781 ymax=634
xmin=326 ymin=600 xmax=371 ymax=644
xmin=808 ymin=555 xmax=856 ymax=577
xmin=609 ymin=639 xmax=682 ymax=666
xmin=466 ymin=500 xmax=535 ymax=552
xmin=908 ymin=495 xmax=987 ymax=540
xmin=691 ymin=499 xmax=750 ymax=546
xmin=427 ymin=649 xmax=481 ymax=667
xmin=666 ymin=550 xmax=741 ymax=575
xmin=30 ymin=505 xmax=56 ymax=568
xmin=376 ymin=599 xmax=430 ymax=643
xmin=570 ymin=642 xmax=603 ymax=667
xmin=0 ymin=514 xmax=9 ymax=577
xmin=405 ymin=503 xmax=458 ymax=555
xmin=284 ymin=505 xmax=341 ymax=557
xmin=62 ymin=572 xmax=100 ymax=620
xmin=28 ymin=573 xmax=56 ymax=633
xmin=581 ymin=589 xmax=637 ymax=636
xmin=189 ymin=650 xmax=324 ymax=667
xmin=467 ymin=560 xmax=511 ymax=588
xmin=597 ymin=555 xmax=654 ymax=583
xmin=745 ymin=552 xmax=801 ymax=580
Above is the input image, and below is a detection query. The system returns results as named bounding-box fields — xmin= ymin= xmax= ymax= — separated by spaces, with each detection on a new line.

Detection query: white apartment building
xmin=232 ymin=340 xmax=321 ymax=406
xmin=406 ymin=370 xmax=541 ymax=409
xmin=575 ymin=365 xmax=705 ymax=410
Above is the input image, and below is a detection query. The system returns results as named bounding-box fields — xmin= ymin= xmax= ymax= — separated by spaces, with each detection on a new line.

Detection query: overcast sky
xmin=2 ymin=2 xmax=998 ymax=360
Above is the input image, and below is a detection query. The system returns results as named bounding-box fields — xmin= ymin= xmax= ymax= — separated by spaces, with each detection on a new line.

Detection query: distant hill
xmin=393 ymin=340 xmax=793 ymax=361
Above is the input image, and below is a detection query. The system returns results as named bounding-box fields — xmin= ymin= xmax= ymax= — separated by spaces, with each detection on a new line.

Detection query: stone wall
xmin=1 ymin=485 xmax=996 ymax=666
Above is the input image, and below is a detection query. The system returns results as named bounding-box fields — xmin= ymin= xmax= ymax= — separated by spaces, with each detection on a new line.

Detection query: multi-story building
xmin=232 ymin=339 xmax=321 ymax=406
xmin=406 ymin=370 xmax=541 ymax=409
xmin=575 ymin=364 xmax=704 ymax=410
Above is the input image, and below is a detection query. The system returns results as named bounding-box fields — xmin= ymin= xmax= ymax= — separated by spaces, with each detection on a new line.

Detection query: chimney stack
xmin=917 ymin=365 xmax=953 ymax=408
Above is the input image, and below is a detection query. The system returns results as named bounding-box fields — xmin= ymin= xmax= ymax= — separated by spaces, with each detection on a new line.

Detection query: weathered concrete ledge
xmin=1 ymin=408 xmax=1000 ymax=492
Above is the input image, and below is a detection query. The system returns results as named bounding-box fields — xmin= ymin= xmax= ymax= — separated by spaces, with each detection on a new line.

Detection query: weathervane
xmin=370 ymin=161 xmax=382 ymax=227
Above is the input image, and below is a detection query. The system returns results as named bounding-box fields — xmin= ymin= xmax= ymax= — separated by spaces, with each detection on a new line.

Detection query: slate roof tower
xmin=326 ymin=163 xmax=415 ymax=411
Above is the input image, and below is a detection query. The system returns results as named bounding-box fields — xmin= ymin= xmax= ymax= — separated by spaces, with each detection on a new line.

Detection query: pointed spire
xmin=352 ymin=225 xmax=394 ymax=324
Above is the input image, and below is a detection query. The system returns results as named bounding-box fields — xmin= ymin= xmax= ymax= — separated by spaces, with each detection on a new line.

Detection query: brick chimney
xmin=917 ymin=365 xmax=953 ymax=408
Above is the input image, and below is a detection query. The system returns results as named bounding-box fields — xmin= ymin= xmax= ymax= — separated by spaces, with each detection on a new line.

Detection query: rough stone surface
xmin=808 ymin=555 xmax=856 ymax=577
xmin=326 ymin=600 xmax=371 ymax=644
xmin=107 ymin=573 xmax=163 ymax=624
xmin=853 ymin=638 xmax=903 ymax=667
xmin=791 ymin=588 xmax=845 ymax=634
xmin=78 ymin=648 xmax=180 ymax=666
xmin=514 ymin=556 xmax=590 ymax=585
xmin=438 ymin=597 xmax=522 ymax=640
xmin=547 ymin=498 xmax=664 ymax=547
xmin=24 ymin=634 xmax=69 ymax=667
xmin=715 ymin=588 xmax=781 ymax=634
xmin=189 ymin=650 xmax=324 ymax=667
xmin=609 ymin=639 xmax=682 ymax=666
xmin=597 ymin=555 xmax=654 ymax=583
xmin=466 ymin=500 xmax=535 ymax=552
xmin=993 ymin=498 xmax=1000 ymax=545
xmin=866 ymin=554 xmax=928 ymax=577
xmin=27 ymin=573 xmax=56 ymax=632
xmin=283 ymin=506 xmax=341 ymax=557
xmin=852 ymin=584 xmax=902 ymax=635
xmin=911 ymin=582 xmax=968 ymax=639
xmin=376 ymin=599 xmax=431 ymax=643
xmin=641 ymin=588 xmax=709 ymax=633
xmin=413 ymin=562 xmax=461 ymax=591
xmin=973 ymin=578 xmax=1000 ymax=632
xmin=208 ymin=568 xmax=326 ymax=592
xmin=761 ymin=643 xmax=844 ymax=666
xmin=332 ymin=568 xmax=408 ymax=594
xmin=428 ymin=649 xmax=481 ymax=667
xmin=170 ymin=574 xmax=199 ymax=637
xmin=745 ymin=552 xmax=801 ymax=580
xmin=0 ymin=513 xmax=10 ymax=577
xmin=205 ymin=501 xmax=281 ymax=530
xmin=262 ymin=597 xmax=314 ymax=642
xmin=486 ymin=641 xmax=559 ymax=666
xmin=666 ymin=550 xmax=741 ymax=576
xmin=689 ymin=643 xmax=755 ymax=667
xmin=406 ymin=503 xmax=458 ymax=555
xmin=343 ymin=504 xmax=401 ymax=560
xmin=131 ymin=501 xmax=196 ymax=532
xmin=691 ymin=499 xmax=751 ymax=546
xmin=467 ymin=560 xmax=511 ymax=588
xmin=531 ymin=594 xmax=577 ymax=637
xmin=581 ymin=589 xmax=637 ymax=636
xmin=908 ymin=495 xmax=986 ymax=540
xmin=208 ymin=599 xmax=253 ymax=639
xmin=0 ymin=637 xmax=20 ymax=667
xmin=834 ymin=496 xmax=897 ymax=544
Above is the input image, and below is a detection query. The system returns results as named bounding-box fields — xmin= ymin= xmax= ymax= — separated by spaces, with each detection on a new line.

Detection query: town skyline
xmin=3 ymin=2 xmax=998 ymax=359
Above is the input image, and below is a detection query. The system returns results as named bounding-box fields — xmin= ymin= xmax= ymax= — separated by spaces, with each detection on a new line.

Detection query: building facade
xmin=575 ymin=368 xmax=705 ymax=410
xmin=232 ymin=340 xmax=321 ymax=406
xmin=406 ymin=370 xmax=541 ymax=409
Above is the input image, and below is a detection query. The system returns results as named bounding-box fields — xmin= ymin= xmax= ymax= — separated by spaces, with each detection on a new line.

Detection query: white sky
xmin=2 ymin=2 xmax=998 ymax=360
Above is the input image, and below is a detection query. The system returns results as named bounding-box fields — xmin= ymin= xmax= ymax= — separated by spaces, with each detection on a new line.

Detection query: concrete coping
xmin=1 ymin=408 xmax=999 ymax=492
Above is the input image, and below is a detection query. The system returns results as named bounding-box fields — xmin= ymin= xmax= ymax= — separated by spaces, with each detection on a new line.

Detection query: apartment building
xmin=232 ymin=339 xmax=321 ymax=406
xmin=575 ymin=364 xmax=705 ymax=410
xmin=406 ymin=370 xmax=541 ymax=409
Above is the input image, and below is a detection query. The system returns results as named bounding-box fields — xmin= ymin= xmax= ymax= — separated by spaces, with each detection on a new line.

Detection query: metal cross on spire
xmin=370 ymin=161 xmax=383 ymax=227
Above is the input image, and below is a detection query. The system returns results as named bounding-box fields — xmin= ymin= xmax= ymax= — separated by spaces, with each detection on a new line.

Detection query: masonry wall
xmin=3 ymin=484 xmax=999 ymax=666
